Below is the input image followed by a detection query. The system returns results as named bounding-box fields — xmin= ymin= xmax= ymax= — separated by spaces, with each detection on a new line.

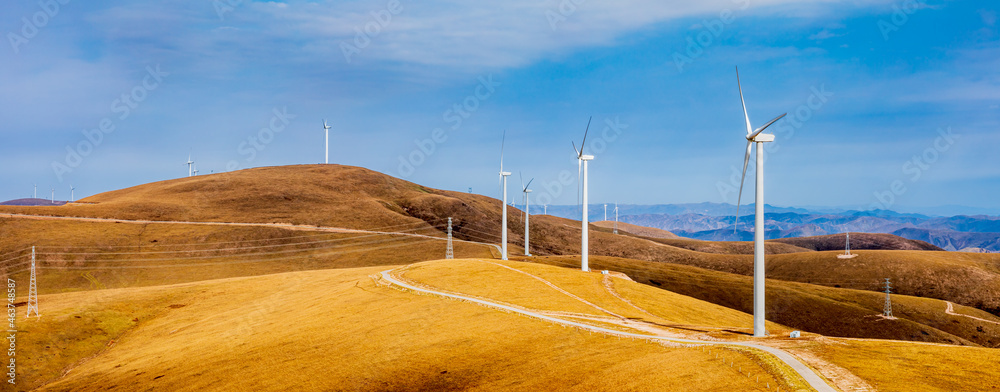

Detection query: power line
xmin=38 ymin=226 xmax=442 ymax=256
xmin=30 ymin=219 xmax=447 ymax=250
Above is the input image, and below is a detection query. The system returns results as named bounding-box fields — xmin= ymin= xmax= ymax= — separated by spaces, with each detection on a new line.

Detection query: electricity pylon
xmin=26 ymin=246 xmax=40 ymax=318
xmin=445 ymin=218 xmax=454 ymax=259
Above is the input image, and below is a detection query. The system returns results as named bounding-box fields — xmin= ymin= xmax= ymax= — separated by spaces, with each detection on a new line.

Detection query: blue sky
xmin=1 ymin=0 xmax=998 ymax=212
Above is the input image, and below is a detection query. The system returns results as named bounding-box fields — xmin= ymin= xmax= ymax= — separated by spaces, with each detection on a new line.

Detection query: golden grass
xmin=24 ymin=265 xmax=784 ymax=392
xmin=0 ymin=217 xmax=491 ymax=296
xmin=527 ymin=255 xmax=1000 ymax=347
xmin=807 ymin=339 xmax=1000 ymax=392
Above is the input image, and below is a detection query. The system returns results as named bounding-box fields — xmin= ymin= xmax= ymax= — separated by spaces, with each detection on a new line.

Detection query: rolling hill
xmin=16 ymin=260 xmax=1000 ymax=391
xmin=2 ymin=165 xmax=997 ymax=331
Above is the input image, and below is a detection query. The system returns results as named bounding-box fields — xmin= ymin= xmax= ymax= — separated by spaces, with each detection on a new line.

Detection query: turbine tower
xmin=604 ymin=204 xmax=607 ymax=221
xmin=573 ymin=117 xmax=594 ymax=272
xmin=520 ymin=173 xmax=534 ymax=256
xmin=50 ymin=189 xmax=54 ymax=204
xmin=186 ymin=154 xmax=194 ymax=177
xmin=33 ymin=184 xmax=36 ymax=199
xmin=323 ymin=119 xmax=332 ymax=164
xmin=734 ymin=66 xmax=787 ymax=338
xmin=70 ymin=185 xmax=75 ymax=203
xmin=614 ymin=202 xmax=619 ymax=234
xmin=498 ymin=131 xmax=511 ymax=260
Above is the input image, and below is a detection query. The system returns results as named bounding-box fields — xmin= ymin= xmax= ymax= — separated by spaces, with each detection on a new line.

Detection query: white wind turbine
xmin=498 ymin=131 xmax=511 ymax=261
xmin=323 ymin=119 xmax=332 ymax=164
xmin=193 ymin=163 xmax=199 ymax=176
xmin=572 ymin=117 xmax=594 ymax=272
xmin=734 ymin=66 xmax=787 ymax=338
xmin=70 ymin=185 xmax=75 ymax=203
xmin=186 ymin=154 xmax=194 ymax=177
xmin=520 ymin=172 xmax=534 ymax=256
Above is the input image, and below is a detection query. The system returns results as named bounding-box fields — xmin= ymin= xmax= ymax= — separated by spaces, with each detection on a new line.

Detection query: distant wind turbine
xmin=192 ymin=163 xmax=199 ymax=176
xmin=33 ymin=184 xmax=36 ymax=199
xmin=50 ymin=189 xmax=54 ymax=204
xmin=186 ymin=154 xmax=194 ymax=177
xmin=572 ymin=117 xmax=594 ymax=272
xmin=733 ymin=66 xmax=787 ymax=338
xmin=520 ymin=172 xmax=534 ymax=256
xmin=498 ymin=131 xmax=511 ymax=260
xmin=614 ymin=202 xmax=619 ymax=234
xmin=323 ymin=119 xmax=332 ymax=164
xmin=70 ymin=185 xmax=75 ymax=203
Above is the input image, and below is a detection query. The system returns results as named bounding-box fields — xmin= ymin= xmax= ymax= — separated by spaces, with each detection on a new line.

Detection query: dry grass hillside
xmin=17 ymin=262 xmax=803 ymax=392
xmin=15 ymin=260 xmax=1000 ymax=392
xmin=774 ymin=232 xmax=942 ymax=252
xmin=592 ymin=220 xmax=683 ymax=239
xmin=522 ymin=255 xmax=1000 ymax=348
xmin=0 ymin=216 xmax=492 ymax=294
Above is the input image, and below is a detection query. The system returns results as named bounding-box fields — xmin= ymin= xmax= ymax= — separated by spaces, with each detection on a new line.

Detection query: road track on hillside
xmin=379 ymin=269 xmax=838 ymax=392
xmin=0 ymin=212 xmax=497 ymax=250
xmin=946 ymin=301 xmax=1000 ymax=325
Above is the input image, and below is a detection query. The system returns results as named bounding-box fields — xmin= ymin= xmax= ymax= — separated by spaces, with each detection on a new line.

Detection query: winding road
xmin=379 ymin=269 xmax=838 ymax=392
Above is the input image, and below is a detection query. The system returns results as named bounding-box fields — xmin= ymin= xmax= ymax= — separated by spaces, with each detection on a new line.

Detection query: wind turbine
xmin=33 ymin=184 xmax=37 ymax=199
xmin=498 ymin=131 xmax=511 ymax=260
xmin=572 ymin=117 xmax=594 ymax=272
xmin=604 ymin=203 xmax=608 ymax=221
xmin=192 ymin=163 xmax=199 ymax=176
xmin=186 ymin=154 xmax=194 ymax=177
xmin=50 ymin=189 xmax=54 ymax=204
xmin=323 ymin=119 xmax=333 ymax=164
xmin=734 ymin=66 xmax=787 ymax=338
xmin=70 ymin=186 xmax=75 ymax=203
xmin=614 ymin=202 xmax=619 ymax=234
xmin=520 ymin=172 xmax=534 ymax=256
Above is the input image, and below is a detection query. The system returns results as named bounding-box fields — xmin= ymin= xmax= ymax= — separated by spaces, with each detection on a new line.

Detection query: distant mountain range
xmin=0 ymin=198 xmax=68 ymax=206
xmin=541 ymin=203 xmax=1000 ymax=252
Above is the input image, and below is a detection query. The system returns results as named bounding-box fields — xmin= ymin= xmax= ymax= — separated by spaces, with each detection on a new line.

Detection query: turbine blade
xmin=579 ymin=116 xmax=592 ymax=157
xmin=525 ymin=178 xmax=534 ymax=190
xmin=520 ymin=171 xmax=524 ymax=190
xmin=736 ymin=67 xmax=753 ymax=136
xmin=747 ymin=113 xmax=787 ymax=140
xmin=735 ymin=140 xmax=752 ymax=233
xmin=572 ymin=141 xmax=579 ymax=157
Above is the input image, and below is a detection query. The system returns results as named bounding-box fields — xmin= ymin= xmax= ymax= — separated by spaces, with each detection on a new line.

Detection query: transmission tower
xmin=26 ymin=246 xmax=40 ymax=318
xmin=445 ymin=217 xmax=454 ymax=259
xmin=882 ymin=278 xmax=894 ymax=319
